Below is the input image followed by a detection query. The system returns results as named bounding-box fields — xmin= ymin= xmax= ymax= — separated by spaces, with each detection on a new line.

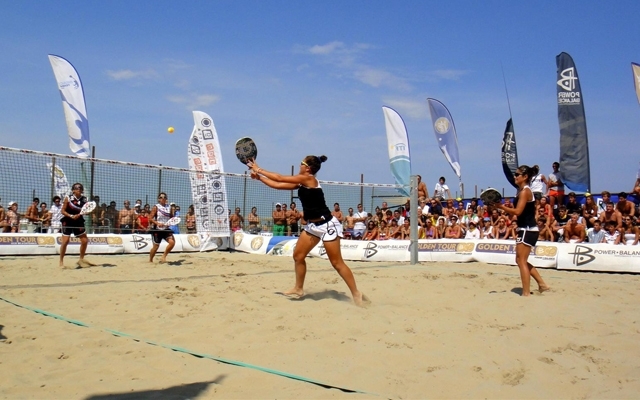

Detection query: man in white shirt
xmin=353 ymin=203 xmax=367 ymax=240
xmin=433 ymin=176 xmax=452 ymax=200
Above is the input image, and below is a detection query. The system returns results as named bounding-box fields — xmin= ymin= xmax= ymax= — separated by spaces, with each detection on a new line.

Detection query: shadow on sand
xmin=276 ymin=289 xmax=351 ymax=303
xmin=84 ymin=377 xmax=225 ymax=400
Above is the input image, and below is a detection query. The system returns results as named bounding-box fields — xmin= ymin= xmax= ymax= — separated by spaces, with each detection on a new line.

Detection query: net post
xmin=242 ymin=170 xmax=247 ymax=217
xmin=49 ymin=157 xmax=56 ymax=202
xmin=89 ymin=146 xmax=95 ymax=200
xmin=360 ymin=174 xmax=364 ymax=206
xmin=157 ymin=164 xmax=162 ymax=195
xmin=410 ymin=175 xmax=418 ymax=265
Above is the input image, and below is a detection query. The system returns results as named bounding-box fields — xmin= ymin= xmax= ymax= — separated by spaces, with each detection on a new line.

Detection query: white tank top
xmin=156 ymin=203 xmax=171 ymax=225
xmin=530 ymin=174 xmax=545 ymax=193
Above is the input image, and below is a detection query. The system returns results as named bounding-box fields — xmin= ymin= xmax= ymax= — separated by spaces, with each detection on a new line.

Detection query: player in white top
xmin=149 ymin=192 xmax=175 ymax=263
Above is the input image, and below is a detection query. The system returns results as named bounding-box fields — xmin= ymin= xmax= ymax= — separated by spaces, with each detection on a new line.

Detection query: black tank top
xmin=65 ymin=195 xmax=86 ymax=215
xmin=514 ymin=186 xmax=536 ymax=228
xmin=63 ymin=195 xmax=87 ymax=222
xmin=297 ymin=184 xmax=331 ymax=220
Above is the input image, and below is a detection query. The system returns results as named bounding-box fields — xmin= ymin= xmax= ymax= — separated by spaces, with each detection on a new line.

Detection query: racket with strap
xmin=166 ymin=217 xmax=181 ymax=226
xmin=80 ymin=201 xmax=96 ymax=215
xmin=235 ymin=137 xmax=258 ymax=165
xmin=480 ymin=188 xmax=503 ymax=205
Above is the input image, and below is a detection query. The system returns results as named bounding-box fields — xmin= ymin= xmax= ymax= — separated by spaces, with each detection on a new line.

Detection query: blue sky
xmin=1 ymin=1 xmax=639 ymax=197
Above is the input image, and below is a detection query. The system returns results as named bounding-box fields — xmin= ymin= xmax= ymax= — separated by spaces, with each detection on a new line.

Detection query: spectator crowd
xmin=3 ymin=164 xmax=639 ymax=245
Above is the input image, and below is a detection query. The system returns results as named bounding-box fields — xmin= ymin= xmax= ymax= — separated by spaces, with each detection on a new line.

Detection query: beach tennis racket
xmin=480 ymin=188 xmax=502 ymax=205
xmin=235 ymin=137 xmax=258 ymax=165
xmin=166 ymin=217 xmax=181 ymax=226
xmin=80 ymin=201 xmax=96 ymax=215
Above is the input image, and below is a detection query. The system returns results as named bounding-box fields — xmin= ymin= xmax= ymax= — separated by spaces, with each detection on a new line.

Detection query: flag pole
xmin=500 ymin=62 xmax=513 ymax=120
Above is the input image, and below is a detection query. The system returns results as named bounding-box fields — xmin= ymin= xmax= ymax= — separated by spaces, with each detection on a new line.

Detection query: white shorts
xmin=304 ymin=216 xmax=343 ymax=242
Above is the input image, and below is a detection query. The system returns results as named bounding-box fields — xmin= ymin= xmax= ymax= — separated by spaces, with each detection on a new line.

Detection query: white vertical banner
xmin=46 ymin=162 xmax=71 ymax=198
xmin=47 ymin=55 xmax=91 ymax=158
xmin=382 ymin=106 xmax=411 ymax=196
xmin=188 ymin=111 xmax=230 ymax=238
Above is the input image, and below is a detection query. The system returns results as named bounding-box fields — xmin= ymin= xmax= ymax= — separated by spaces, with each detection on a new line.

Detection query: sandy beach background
xmin=1 ymin=251 xmax=639 ymax=399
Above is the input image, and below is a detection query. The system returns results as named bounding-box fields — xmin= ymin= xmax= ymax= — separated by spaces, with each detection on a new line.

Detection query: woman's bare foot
xmin=538 ymin=285 xmax=551 ymax=293
xmin=353 ymin=291 xmax=371 ymax=307
xmin=281 ymin=288 xmax=304 ymax=299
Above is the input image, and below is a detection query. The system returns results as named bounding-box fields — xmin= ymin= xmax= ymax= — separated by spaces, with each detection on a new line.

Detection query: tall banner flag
xmin=556 ymin=52 xmax=591 ymax=192
xmin=427 ymin=98 xmax=461 ymax=179
xmin=632 ymin=63 xmax=640 ymax=105
xmin=46 ymin=162 xmax=71 ymax=198
xmin=501 ymin=118 xmax=519 ymax=189
xmin=187 ymin=111 xmax=230 ymax=241
xmin=48 ymin=55 xmax=91 ymax=158
xmin=382 ymin=107 xmax=411 ymax=196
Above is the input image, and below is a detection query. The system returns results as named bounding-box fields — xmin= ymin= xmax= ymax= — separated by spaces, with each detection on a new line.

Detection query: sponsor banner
xmin=501 ymin=119 xmax=519 ymax=189
xmin=179 ymin=235 xmax=228 ymax=252
xmin=360 ymin=241 xmax=410 ymax=262
xmin=0 ymin=234 xmax=222 ymax=256
xmin=0 ymin=234 xmax=57 ymax=255
xmin=267 ymin=239 xmax=297 ymax=256
xmin=472 ymin=240 xmax=558 ymax=268
xmin=230 ymin=231 xmax=270 ymax=254
xmin=56 ymin=235 xmax=124 ymax=254
xmin=382 ymin=106 xmax=411 ymax=197
xmin=558 ymin=243 xmax=640 ymax=273
xmin=417 ymin=240 xmax=475 ymax=262
xmin=556 ymin=52 xmax=591 ymax=192
xmin=48 ymin=55 xmax=91 ymax=158
xmin=266 ymin=236 xmax=295 ymax=253
xmin=46 ymin=162 xmax=71 ymax=199
xmin=187 ymin=111 xmax=230 ymax=238
xmin=121 ymin=234 xmax=183 ymax=254
xmin=427 ymin=98 xmax=461 ymax=178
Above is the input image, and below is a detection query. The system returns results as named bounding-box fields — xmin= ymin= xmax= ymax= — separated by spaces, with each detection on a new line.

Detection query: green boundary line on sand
xmin=0 ymin=296 xmax=381 ymax=398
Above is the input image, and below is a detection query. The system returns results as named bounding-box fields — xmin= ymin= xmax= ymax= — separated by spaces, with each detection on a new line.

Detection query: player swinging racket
xmin=59 ymin=182 xmax=95 ymax=268
xmin=248 ymin=155 xmax=368 ymax=307
xmin=149 ymin=192 xmax=175 ymax=263
xmin=492 ymin=165 xmax=550 ymax=297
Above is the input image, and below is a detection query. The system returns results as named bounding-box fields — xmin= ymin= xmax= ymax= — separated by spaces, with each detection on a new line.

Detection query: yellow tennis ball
xmin=168 ymin=126 xmax=175 ymax=133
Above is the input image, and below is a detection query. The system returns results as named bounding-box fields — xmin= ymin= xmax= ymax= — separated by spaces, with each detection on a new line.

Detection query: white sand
xmin=1 ymin=252 xmax=639 ymax=399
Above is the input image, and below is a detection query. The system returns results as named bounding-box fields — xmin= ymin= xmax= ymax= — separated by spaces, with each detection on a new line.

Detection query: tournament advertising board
xmin=557 ymin=243 xmax=640 ymax=273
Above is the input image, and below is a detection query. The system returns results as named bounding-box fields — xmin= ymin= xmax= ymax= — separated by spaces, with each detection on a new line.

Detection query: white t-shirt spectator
xmin=530 ymin=173 xmax=546 ymax=194
xmin=434 ymin=183 xmax=449 ymax=199
xmin=465 ymin=227 xmax=481 ymax=239
xmin=354 ymin=210 xmax=367 ymax=230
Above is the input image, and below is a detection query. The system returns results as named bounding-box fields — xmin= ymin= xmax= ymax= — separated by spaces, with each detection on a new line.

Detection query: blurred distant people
xmin=547 ymin=162 xmax=564 ymax=212
xmin=286 ymin=202 xmax=302 ymax=236
xmin=272 ymin=203 xmax=286 ymax=235
xmin=118 ymin=200 xmax=135 ymax=234
xmin=417 ymin=175 xmax=429 ymax=200
xmin=529 ymin=165 xmax=547 ymax=203
xmin=353 ymin=204 xmax=367 ymax=240
xmin=186 ymin=205 xmax=197 ymax=234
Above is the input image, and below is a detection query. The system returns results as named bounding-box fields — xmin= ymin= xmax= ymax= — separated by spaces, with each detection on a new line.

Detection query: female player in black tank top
xmin=248 ymin=155 xmax=367 ymax=307
xmin=493 ymin=165 xmax=550 ymax=297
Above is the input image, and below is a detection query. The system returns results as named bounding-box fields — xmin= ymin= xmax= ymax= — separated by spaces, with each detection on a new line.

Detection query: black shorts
xmin=533 ymin=192 xmax=543 ymax=201
xmin=289 ymin=223 xmax=299 ymax=234
xmin=61 ymin=217 xmax=86 ymax=236
xmin=120 ymin=224 xmax=132 ymax=234
xmin=152 ymin=228 xmax=174 ymax=244
xmin=516 ymin=227 xmax=539 ymax=247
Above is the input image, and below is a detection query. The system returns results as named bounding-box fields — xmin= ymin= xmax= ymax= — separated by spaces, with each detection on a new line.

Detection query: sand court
xmin=1 ymin=252 xmax=640 ymax=399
